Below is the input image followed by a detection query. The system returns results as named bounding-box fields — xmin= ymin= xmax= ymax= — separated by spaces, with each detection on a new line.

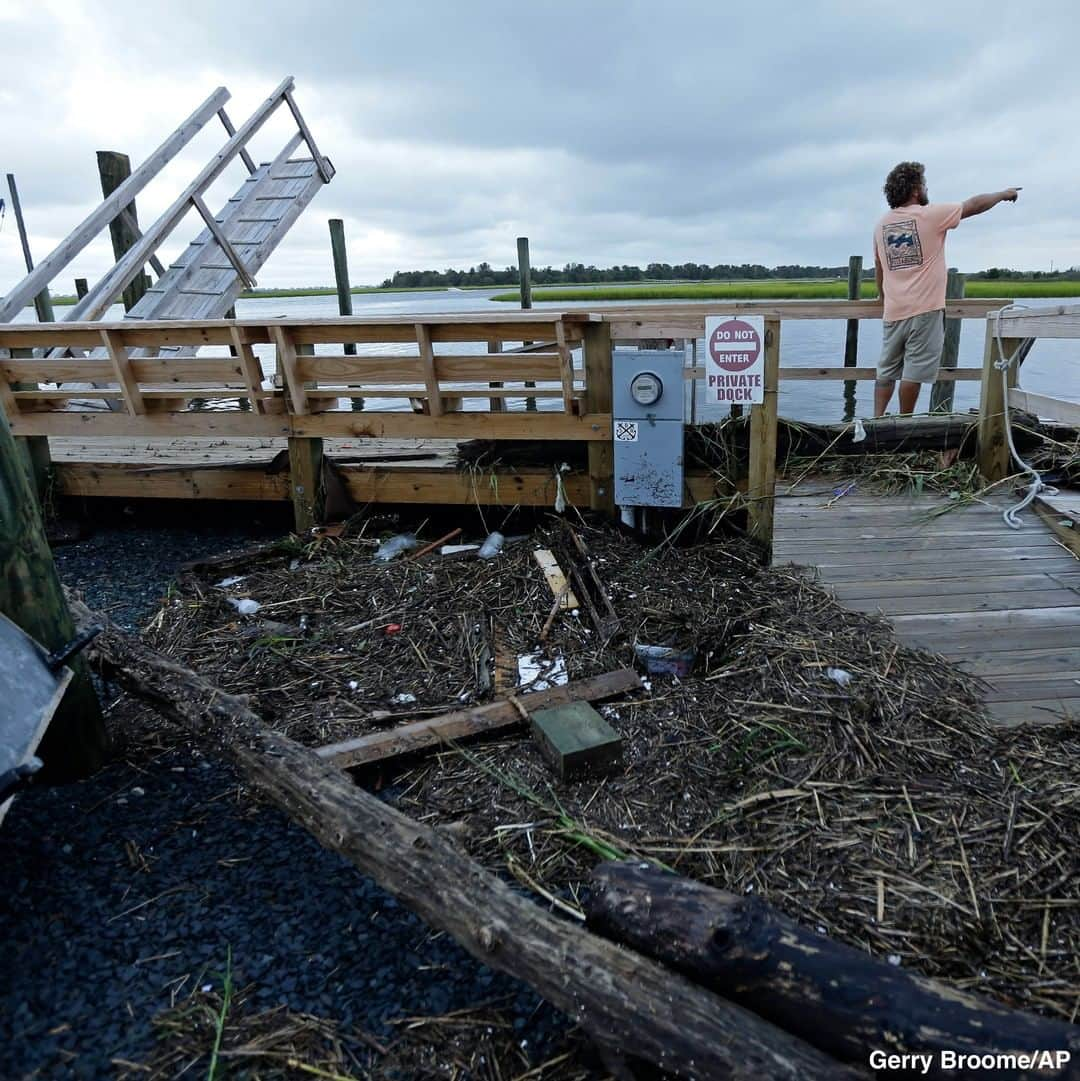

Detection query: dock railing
xmin=0 ymin=299 xmax=1012 ymax=536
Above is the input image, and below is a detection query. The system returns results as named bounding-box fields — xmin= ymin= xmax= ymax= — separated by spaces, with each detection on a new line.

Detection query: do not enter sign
xmin=704 ymin=315 xmax=765 ymax=404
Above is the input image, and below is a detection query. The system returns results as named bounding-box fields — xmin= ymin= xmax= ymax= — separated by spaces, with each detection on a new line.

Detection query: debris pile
xmin=150 ymin=517 xmax=1080 ymax=1023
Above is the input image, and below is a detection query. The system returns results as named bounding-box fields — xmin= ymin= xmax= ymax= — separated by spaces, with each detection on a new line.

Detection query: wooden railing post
xmin=747 ymin=319 xmax=781 ymax=557
xmin=930 ymin=268 xmax=965 ymax=413
xmin=977 ymin=319 xmax=1023 ymax=483
xmin=273 ymin=328 xmax=325 ymax=532
xmin=518 ymin=236 xmax=538 ymax=412
xmin=583 ymin=320 xmax=615 ymax=517
xmin=0 ymin=402 xmax=106 ymax=781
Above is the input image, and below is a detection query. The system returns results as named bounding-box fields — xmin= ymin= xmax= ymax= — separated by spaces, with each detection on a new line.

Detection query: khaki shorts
xmin=878 ymin=309 xmax=945 ymax=383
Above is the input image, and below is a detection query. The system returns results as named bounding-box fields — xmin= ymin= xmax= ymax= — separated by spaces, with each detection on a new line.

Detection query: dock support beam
xmin=287 ymin=342 xmax=325 ymax=532
xmin=977 ymin=320 xmax=1024 ymax=484
xmin=583 ymin=321 xmax=615 ymax=517
xmin=0 ymin=405 xmax=106 ymax=781
xmin=518 ymin=236 xmax=537 ymax=412
xmin=747 ymin=319 xmax=781 ymax=558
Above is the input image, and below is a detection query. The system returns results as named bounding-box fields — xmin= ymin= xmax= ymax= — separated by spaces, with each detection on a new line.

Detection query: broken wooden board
xmin=530 ymin=700 xmax=623 ymax=780
xmin=314 ymin=668 xmax=640 ymax=769
xmin=533 ymin=548 xmax=579 ymax=609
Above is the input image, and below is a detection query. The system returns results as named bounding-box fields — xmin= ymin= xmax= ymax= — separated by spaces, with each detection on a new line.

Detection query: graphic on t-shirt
xmin=883 ymin=219 xmax=923 ymax=270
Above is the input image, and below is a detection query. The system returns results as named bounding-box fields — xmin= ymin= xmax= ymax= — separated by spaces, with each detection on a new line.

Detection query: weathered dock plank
xmin=775 ymin=490 xmax=1080 ymax=727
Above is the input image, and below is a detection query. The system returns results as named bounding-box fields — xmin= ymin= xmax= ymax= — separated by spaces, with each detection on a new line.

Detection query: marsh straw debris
xmin=146 ymin=516 xmax=1080 ymax=1025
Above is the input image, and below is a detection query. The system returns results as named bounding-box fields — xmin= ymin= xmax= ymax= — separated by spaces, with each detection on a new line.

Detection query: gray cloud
xmin=3 ymin=0 xmax=1079 ymax=294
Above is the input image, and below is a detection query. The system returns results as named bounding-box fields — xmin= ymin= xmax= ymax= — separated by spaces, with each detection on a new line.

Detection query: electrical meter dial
xmin=629 ymin=371 xmax=663 ymax=407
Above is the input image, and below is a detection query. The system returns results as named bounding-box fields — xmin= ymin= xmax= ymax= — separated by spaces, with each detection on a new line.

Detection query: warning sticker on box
xmin=615 ymin=421 xmax=639 ymax=442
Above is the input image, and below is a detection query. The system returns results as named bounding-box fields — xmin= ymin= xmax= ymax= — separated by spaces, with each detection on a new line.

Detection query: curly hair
xmin=884 ymin=161 xmax=925 ymax=209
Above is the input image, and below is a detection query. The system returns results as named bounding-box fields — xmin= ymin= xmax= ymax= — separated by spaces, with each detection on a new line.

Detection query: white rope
xmin=991 ymin=303 xmax=1056 ymax=529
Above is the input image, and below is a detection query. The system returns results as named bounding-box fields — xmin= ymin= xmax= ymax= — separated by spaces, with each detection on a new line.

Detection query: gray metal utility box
xmin=613 ymin=349 xmax=685 ymax=509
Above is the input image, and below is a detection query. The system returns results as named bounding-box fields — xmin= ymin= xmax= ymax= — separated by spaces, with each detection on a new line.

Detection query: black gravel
xmin=0 ymin=752 xmax=568 ymax=1079
xmin=51 ymin=502 xmax=288 ymax=631
xmin=1 ymin=504 xmax=571 ymax=1078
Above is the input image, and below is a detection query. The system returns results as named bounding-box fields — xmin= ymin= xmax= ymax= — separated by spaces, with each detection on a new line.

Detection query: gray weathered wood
xmin=65 ymin=78 xmax=295 ymax=323
xmin=215 ymin=107 xmax=257 ymax=173
xmin=0 ymin=87 xmax=229 ymax=323
xmin=5 ymin=173 xmax=55 ymax=323
xmin=97 ymin=151 xmax=151 ymax=311
xmin=930 ymin=268 xmax=965 ymax=412
xmin=190 ymin=194 xmax=254 ymax=288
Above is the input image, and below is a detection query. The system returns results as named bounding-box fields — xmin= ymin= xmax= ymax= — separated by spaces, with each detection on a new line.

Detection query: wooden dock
xmin=774 ymin=489 xmax=1080 ymax=727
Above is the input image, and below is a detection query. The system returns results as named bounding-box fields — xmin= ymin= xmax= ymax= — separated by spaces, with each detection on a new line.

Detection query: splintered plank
xmin=533 ymin=548 xmax=579 ymax=610
xmin=530 ymin=701 xmax=623 ymax=780
xmin=315 ymin=668 xmax=641 ymax=769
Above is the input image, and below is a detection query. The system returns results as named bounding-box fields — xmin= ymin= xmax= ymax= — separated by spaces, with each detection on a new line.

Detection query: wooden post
xmin=583 ymin=320 xmax=615 ymax=516
xmin=7 ymin=174 xmax=56 ymax=323
xmin=747 ymin=319 xmax=781 ymax=557
xmin=977 ymin=320 xmax=1022 ymax=484
xmin=517 ymin=236 xmax=537 ymax=412
xmin=328 ymin=218 xmax=363 ymax=411
xmin=842 ymin=255 xmax=861 ymax=422
xmin=0 ymin=404 xmax=106 ymax=781
xmin=278 ymin=331 xmax=324 ymax=532
xmin=97 ymin=151 xmax=150 ymax=312
xmin=74 ymin=277 xmax=89 ymax=299
xmin=930 ymin=268 xmax=965 ymax=413
xmin=6 ymin=173 xmax=54 ymax=501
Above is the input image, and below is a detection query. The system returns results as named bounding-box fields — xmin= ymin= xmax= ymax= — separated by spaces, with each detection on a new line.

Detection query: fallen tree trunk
xmin=71 ymin=599 xmax=861 ymax=1081
xmin=587 ymin=861 xmax=1080 ymax=1079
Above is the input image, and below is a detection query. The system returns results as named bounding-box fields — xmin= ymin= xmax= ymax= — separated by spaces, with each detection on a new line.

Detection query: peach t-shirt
xmin=874 ymin=202 xmax=962 ymax=322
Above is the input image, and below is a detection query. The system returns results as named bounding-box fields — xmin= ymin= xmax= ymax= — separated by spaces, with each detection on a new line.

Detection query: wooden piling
xmin=6 ymin=173 xmax=55 ymax=500
xmin=328 ymin=218 xmax=362 ymax=411
xmin=842 ymin=255 xmax=861 ymax=422
xmin=747 ymin=319 xmax=781 ymax=556
xmin=518 ymin=236 xmax=537 ymax=411
xmin=0 ymin=403 xmax=106 ymax=781
xmin=96 ymin=151 xmax=150 ymax=312
xmin=930 ymin=269 xmax=965 ymax=413
xmin=74 ymin=277 xmax=89 ymax=299
xmin=287 ymin=342 xmax=325 ymax=531
xmin=977 ymin=319 xmax=1023 ymax=484
xmin=583 ymin=320 xmax=615 ymax=516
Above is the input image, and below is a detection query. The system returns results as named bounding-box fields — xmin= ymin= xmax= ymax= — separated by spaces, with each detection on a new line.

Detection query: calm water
xmin=15 ymin=290 xmax=1078 ymax=424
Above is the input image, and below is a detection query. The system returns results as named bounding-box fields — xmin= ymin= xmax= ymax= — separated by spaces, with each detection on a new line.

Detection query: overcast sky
xmin=2 ymin=0 xmax=1077 ymax=294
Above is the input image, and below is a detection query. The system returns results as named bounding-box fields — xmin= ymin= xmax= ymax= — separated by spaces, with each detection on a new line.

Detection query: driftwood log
xmin=70 ymin=599 xmax=861 ymax=1081
xmin=587 ymin=861 xmax=1080 ymax=1080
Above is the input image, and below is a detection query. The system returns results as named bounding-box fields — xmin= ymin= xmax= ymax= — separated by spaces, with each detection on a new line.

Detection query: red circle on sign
xmin=708 ymin=319 xmax=761 ymax=372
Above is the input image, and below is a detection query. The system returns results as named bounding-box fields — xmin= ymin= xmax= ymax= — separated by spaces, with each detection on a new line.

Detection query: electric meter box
xmin=612 ymin=349 xmax=685 ymax=509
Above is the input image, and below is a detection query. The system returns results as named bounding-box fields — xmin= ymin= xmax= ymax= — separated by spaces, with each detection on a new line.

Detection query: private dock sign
xmin=705 ymin=315 xmax=765 ymax=404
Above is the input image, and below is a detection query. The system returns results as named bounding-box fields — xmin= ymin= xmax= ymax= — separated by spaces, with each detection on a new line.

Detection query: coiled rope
xmin=992 ymin=303 xmax=1055 ymax=528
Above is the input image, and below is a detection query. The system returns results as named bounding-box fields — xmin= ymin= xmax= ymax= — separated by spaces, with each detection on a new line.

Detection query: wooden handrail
xmin=0 ymin=87 xmax=230 ymax=323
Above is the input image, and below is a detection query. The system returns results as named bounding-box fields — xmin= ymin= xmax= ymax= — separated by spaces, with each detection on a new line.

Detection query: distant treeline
xmin=381 ymin=262 xmax=861 ymax=288
xmin=383 ymin=262 xmax=1080 ymax=288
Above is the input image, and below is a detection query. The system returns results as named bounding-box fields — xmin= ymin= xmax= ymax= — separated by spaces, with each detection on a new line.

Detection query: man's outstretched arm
xmin=961 ymin=187 xmax=1021 ymax=219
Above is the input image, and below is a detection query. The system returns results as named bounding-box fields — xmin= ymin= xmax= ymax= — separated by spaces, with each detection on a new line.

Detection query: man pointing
xmin=873 ymin=161 xmax=1020 ymax=416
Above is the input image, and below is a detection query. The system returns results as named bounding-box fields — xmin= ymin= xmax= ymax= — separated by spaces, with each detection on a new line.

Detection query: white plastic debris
xmin=852 ymin=417 xmax=867 ymax=443
xmin=391 ymin=692 xmax=417 ymax=706
xmin=826 ymin=667 xmax=852 ymax=687
xmin=373 ymin=533 xmax=419 ymax=562
xmin=228 ymin=597 xmax=262 ymax=616
xmin=348 ymin=680 xmax=359 ymax=691
xmin=478 ymin=531 xmax=505 ymax=559
xmin=216 ymin=575 xmax=246 ymax=588
xmin=554 ymin=463 xmax=570 ymax=514
xmin=887 ymin=954 xmax=902 ymax=967
xmin=517 ymin=652 xmax=568 ymax=691
xmin=441 ymin=543 xmax=480 ymax=556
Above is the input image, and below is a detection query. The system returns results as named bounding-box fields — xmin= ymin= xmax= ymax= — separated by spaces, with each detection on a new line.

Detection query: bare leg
xmin=874 ymin=379 xmax=895 ymax=417
xmin=898 ymin=379 xmax=921 ymax=414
